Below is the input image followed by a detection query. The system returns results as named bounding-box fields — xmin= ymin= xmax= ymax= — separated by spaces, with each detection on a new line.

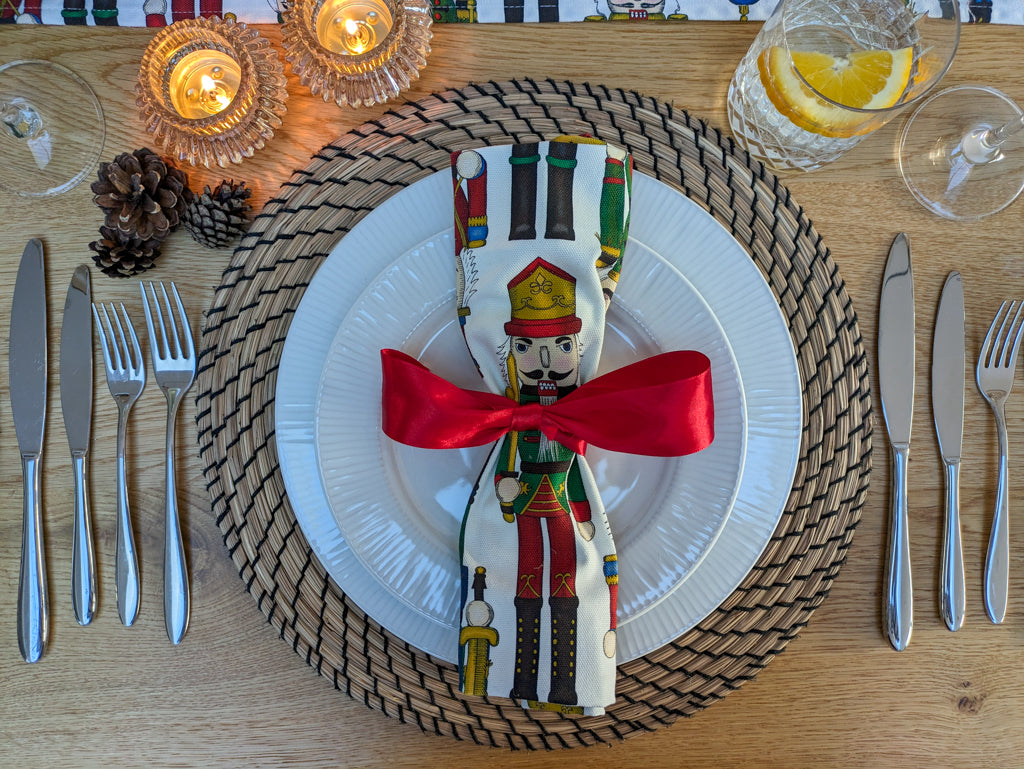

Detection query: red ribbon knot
xmin=510 ymin=402 xmax=544 ymax=434
xmin=380 ymin=348 xmax=715 ymax=458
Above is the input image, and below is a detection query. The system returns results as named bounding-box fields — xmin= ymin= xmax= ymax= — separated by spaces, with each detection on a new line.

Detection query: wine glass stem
xmin=963 ymin=112 xmax=1024 ymax=164
xmin=1 ymin=98 xmax=42 ymax=140
xmin=991 ymin=112 xmax=1024 ymax=144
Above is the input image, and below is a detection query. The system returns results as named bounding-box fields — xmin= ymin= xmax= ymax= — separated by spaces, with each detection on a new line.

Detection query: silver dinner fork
xmin=92 ymin=302 xmax=144 ymax=628
xmin=140 ymin=282 xmax=196 ymax=645
xmin=976 ymin=299 xmax=1024 ymax=624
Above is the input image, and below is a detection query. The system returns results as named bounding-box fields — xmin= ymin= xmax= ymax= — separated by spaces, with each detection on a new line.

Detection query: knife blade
xmin=10 ymin=239 xmax=48 ymax=663
xmin=878 ymin=232 xmax=914 ymax=651
xmin=932 ymin=272 xmax=965 ymax=632
xmin=61 ymin=265 xmax=95 ymax=626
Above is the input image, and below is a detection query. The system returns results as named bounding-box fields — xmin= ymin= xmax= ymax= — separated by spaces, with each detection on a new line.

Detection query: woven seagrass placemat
xmin=195 ymin=79 xmax=872 ymax=750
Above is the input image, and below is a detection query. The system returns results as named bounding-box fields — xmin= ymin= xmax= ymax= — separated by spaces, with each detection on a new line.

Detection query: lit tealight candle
xmin=281 ymin=0 xmax=430 ymax=108
xmin=137 ymin=17 xmax=289 ymax=166
xmin=316 ymin=0 xmax=394 ymax=56
xmin=169 ymin=49 xmax=241 ymax=120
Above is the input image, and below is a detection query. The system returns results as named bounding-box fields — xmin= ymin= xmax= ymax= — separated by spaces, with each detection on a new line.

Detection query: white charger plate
xmin=276 ymin=171 xmax=802 ymax=663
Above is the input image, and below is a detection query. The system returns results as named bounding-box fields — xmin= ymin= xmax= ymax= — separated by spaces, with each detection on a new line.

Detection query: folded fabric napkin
xmin=382 ymin=137 xmax=715 ymax=715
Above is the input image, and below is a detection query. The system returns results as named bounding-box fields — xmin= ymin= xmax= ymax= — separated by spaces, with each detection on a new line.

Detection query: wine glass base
xmin=0 ymin=60 xmax=105 ymax=198
xmin=898 ymin=85 xmax=1024 ymax=221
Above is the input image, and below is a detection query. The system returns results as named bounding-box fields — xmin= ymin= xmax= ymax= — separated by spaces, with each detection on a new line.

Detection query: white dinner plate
xmin=315 ymin=230 xmax=746 ymax=652
xmin=276 ymin=171 xmax=802 ymax=663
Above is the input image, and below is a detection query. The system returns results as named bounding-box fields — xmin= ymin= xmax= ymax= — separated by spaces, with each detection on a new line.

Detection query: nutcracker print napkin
xmin=381 ymin=137 xmax=715 ymax=716
xmin=452 ymin=138 xmax=629 ymax=715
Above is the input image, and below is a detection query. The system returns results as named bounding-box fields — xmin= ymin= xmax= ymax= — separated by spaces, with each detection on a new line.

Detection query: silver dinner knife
xmin=932 ymin=272 xmax=965 ymax=632
xmin=878 ymin=232 xmax=915 ymax=651
xmin=61 ymin=265 xmax=96 ymax=626
xmin=10 ymin=239 xmax=48 ymax=663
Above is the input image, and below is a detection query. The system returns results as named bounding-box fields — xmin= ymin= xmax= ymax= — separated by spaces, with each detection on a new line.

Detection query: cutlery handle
xmin=940 ymin=459 xmax=965 ymax=631
xmin=18 ymin=454 xmax=47 ymax=663
xmin=115 ymin=409 xmax=141 ymax=627
xmin=985 ymin=402 xmax=1010 ymax=624
xmin=164 ymin=396 xmax=190 ymax=645
xmin=884 ymin=443 xmax=913 ymax=651
xmin=71 ymin=453 xmax=96 ymax=626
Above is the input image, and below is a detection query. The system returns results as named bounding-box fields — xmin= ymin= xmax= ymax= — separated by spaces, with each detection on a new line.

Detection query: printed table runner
xmin=1 ymin=0 xmax=1008 ymax=28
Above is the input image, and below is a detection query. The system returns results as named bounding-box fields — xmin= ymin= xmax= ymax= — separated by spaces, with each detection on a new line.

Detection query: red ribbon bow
xmin=380 ymin=348 xmax=715 ymax=457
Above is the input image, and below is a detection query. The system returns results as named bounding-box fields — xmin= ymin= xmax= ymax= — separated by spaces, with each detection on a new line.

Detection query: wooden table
xmin=1 ymin=20 xmax=1023 ymax=768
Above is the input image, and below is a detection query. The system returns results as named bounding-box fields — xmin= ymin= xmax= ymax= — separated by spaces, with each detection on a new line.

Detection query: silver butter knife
xmin=10 ymin=239 xmax=49 ymax=663
xmin=61 ymin=265 xmax=96 ymax=626
xmin=932 ymin=272 xmax=965 ymax=632
xmin=878 ymin=232 xmax=915 ymax=651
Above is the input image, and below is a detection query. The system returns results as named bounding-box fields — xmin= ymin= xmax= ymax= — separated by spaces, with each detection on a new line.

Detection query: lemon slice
xmin=758 ymin=45 xmax=914 ymax=138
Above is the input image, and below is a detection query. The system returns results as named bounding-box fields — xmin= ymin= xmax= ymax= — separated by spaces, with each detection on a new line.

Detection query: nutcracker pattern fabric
xmin=451 ymin=138 xmax=630 ymax=715
xmin=4 ymin=0 xmax=1006 ymax=27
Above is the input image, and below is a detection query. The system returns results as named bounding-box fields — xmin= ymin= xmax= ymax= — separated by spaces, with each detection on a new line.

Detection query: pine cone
xmin=89 ymin=225 xmax=163 ymax=278
xmin=91 ymin=148 xmax=190 ymax=242
xmin=182 ymin=180 xmax=253 ymax=248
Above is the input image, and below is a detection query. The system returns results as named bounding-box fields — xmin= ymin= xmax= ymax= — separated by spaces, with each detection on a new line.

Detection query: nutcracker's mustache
xmin=521 ymin=369 xmax=573 ymax=382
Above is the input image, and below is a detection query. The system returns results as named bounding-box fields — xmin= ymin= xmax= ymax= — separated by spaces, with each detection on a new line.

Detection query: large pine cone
xmin=182 ymin=180 xmax=253 ymax=248
xmin=88 ymin=225 xmax=163 ymax=278
xmin=91 ymin=148 xmax=191 ymax=242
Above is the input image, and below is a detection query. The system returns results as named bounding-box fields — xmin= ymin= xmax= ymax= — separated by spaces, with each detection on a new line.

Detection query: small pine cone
xmin=182 ymin=180 xmax=253 ymax=249
xmin=91 ymin=148 xmax=191 ymax=242
xmin=89 ymin=225 xmax=162 ymax=278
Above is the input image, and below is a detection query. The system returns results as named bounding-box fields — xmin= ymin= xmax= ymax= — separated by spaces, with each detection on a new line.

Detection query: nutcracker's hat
xmin=504 ymin=257 xmax=582 ymax=337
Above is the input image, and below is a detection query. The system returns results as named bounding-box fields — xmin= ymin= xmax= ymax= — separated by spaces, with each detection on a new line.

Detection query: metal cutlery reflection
xmin=93 ymin=302 xmax=145 ymax=628
xmin=140 ymin=281 xmax=196 ymax=646
xmin=878 ymin=232 xmax=915 ymax=651
xmin=932 ymin=272 xmax=965 ymax=632
xmin=976 ymin=300 xmax=1024 ymax=624
xmin=62 ymin=266 xmax=96 ymax=626
xmin=10 ymin=239 xmax=49 ymax=663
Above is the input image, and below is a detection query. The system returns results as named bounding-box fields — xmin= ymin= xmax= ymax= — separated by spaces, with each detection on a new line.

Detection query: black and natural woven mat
xmin=195 ymin=79 xmax=872 ymax=750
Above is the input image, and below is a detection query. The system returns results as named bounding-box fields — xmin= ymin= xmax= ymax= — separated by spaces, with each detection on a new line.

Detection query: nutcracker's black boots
xmin=547 ymin=595 xmax=579 ymax=706
xmin=508 ymin=143 xmax=539 ymax=241
xmin=509 ymin=596 xmax=542 ymax=702
xmin=545 ymin=141 xmax=578 ymax=241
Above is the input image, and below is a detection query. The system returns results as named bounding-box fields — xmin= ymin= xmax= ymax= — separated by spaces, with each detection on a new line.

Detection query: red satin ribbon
xmin=380 ymin=348 xmax=715 ymax=457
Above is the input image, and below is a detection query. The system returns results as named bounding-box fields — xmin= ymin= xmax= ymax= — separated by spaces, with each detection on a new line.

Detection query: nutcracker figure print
xmin=453 ymin=137 xmax=631 ymax=715
xmin=1 ymin=0 xmax=42 ymax=22
xmin=584 ymin=0 xmax=689 ymax=21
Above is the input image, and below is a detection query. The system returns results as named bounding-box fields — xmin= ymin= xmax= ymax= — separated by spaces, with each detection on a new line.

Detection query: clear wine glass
xmin=0 ymin=60 xmax=106 ymax=198
xmin=898 ymin=84 xmax=1024 ymax=221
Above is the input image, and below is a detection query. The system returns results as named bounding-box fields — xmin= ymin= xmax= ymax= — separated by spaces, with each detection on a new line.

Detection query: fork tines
xmin=140 ymin=282 xmax=195 ymax=364
xmin=980 ymin=300 xmax=1024 ymax=370
xmin=92 ymin=302 xmax=145 ymax=380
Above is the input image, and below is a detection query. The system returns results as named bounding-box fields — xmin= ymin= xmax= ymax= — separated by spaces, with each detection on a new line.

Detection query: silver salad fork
xmin=92 ymin=302 xmax=145 ymax=628
xmin=976 ymin=300 xmax=1024 ymax=624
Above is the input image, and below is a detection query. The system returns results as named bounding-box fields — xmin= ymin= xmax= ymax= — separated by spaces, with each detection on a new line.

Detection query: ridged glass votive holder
xmin=281 ymin=0 xmax=432 ymax=109
xmin=135 ymin=16 xmax=288 ymax=168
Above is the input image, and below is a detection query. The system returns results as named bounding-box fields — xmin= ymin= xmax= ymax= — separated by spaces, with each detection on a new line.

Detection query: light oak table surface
xmin=2 ymin=20 xmax=1024 ymax=769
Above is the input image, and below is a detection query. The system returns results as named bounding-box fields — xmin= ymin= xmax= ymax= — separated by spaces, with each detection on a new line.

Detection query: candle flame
xmin=201 ymin=74 xmax=233 ymax=111
xmin=343 ymin=17 xmax=368 ymax=53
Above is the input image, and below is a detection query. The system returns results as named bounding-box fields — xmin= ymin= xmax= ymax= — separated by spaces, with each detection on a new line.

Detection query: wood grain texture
xmin=1 ymin=21 xmax=1023 ymax=768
